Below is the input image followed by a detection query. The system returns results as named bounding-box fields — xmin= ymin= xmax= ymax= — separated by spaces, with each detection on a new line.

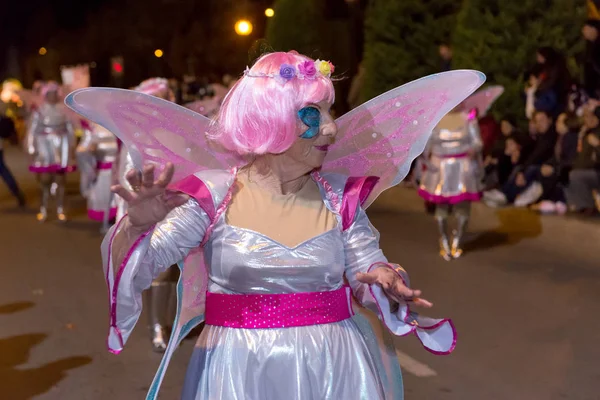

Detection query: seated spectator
xmin=531 ymin=112 xmax=580 ymax=214
xmin=564 ymin=105 xmax=600 ymax=215
xmin=484 ymin=116 xmax=524 ymax=188
xmin=484 ymin=111 xmax=557 ymax=207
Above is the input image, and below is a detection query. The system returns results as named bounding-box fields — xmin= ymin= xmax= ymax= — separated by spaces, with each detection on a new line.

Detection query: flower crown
xmin=244 ymin=59 xmax=335 ymax=83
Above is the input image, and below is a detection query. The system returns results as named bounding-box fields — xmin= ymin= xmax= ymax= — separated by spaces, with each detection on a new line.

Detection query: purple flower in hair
xmin=298 ymin=61 xmax=317 ymax=79
xmin=279 ymin=64 xmax=297 ymax=80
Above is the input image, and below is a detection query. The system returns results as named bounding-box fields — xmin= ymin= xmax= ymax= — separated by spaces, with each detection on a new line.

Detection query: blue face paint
xmin=298 ymin=106 xmax=321 ymax=139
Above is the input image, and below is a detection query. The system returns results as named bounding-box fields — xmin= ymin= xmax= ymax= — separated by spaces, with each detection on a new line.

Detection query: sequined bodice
xmin=204 ymin=220 xmax=345 ymax=295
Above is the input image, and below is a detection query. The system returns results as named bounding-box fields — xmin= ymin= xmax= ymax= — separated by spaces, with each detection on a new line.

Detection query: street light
xmin=265 ymin=8 xmax=275 ymax=17
xmin=234 ymin=19 xmax=253 ymax=36
xmin=154 ymin=49 xmax=164 ymax=58
xmin=39 ymin=47 xmax=47 ymax=56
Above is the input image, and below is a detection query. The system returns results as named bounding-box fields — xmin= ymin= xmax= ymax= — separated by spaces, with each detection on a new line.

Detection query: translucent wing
xmin=458 ymin=85 xmax=504 ymax=116
xmin=323 ymin=70 xmax=486 ymax=208
xmin=65 ymin=88 xmax=245 ymax=182
xmin=184 ymin=98 xmax=220 ymax=117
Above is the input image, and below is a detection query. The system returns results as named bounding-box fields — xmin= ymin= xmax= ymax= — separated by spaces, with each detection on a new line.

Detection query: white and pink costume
xmin=66 ymin=58 xmax=484 ymax=399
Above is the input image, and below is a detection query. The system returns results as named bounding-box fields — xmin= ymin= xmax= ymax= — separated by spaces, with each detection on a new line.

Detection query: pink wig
xmin=209 ymin=51 xmax=335 ymax=155
xmin=135 ymin=77 xmax=174 ymax=101
xmin=41 ymin=81 xmax=61 ymax=98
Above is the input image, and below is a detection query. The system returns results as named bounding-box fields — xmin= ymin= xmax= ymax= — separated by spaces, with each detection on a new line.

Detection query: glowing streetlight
xmin=39 ymin=47 xmax=47 ymax=56
xmin=234 ymin=20 xmax=253 ymax=36
xmin=154 ymin=49 xmax=164 ymax=58
xmin=265 ymin=8 xmax=275 ymax=17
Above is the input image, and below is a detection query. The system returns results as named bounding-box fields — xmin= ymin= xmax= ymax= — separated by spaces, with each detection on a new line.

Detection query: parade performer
xmin=418 ymin=86 xmax=503 ymax=260
xmin=27 ymin=82 xmax=76 ymax=222
xmin=67 ymin=51 xmax=484 ymax=399
xmin=76 ymin=120 xmax=118 ymax=231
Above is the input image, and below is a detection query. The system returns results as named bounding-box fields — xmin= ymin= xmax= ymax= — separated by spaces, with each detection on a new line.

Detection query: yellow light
xmin=265 ymin=8 xmax=275 ymax=17
xmin=234 ymin=20 xmax=253 ymax=36
xmin=154 ymin=49 xmax=164 ymax=58
xmin=39 ymin=47 xmax=47 ymax=56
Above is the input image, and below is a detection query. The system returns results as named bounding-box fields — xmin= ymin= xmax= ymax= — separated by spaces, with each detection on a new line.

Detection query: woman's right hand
xmin=111 ymin=162 xmax=189 ymax=232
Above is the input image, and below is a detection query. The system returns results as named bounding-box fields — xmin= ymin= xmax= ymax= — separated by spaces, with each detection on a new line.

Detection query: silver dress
xmin=77 ymin=123 xmax=118 ymax=220
xmin=102 ymin=171 xmax=456 ymax=400
xmin=418 ymin=112 xmax=483 ymax=203
xmin=27 ymin=103 xmax=75 ymax=172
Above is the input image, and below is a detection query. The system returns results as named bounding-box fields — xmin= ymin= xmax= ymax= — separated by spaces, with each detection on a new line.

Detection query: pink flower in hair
xmin=298 ymin=61 xmax=317 ymax=79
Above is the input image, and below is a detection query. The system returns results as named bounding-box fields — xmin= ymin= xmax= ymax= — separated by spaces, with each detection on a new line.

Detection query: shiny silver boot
xmin=54 ymin=175 xmax=67 ymax=222
xmin=36 ymin=178 xmax=50 ymax=222
xmin=144 ymin=281 xmax=175 ymax=353
xmin=436 ymin=217 xmax=452 ymax=261
xmin=451 ymin=215 xmax=469 ymax=259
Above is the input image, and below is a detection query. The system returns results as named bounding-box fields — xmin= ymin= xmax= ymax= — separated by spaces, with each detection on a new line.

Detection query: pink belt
xmin=97 ymin=161 xmax=113 ymax=170
xmin=205 ymin=286 xmax=354 ymax=329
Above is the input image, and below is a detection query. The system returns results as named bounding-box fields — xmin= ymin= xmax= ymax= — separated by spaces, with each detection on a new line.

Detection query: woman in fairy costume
xmin=66 ymin=52 xmax=484 ymax=399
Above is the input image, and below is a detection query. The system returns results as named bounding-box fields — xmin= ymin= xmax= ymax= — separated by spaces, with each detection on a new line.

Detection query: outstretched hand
xmin=356 ymin=267 xmax=432 ymax=309
xmin=111 ymin=162 xmax=189 ymax=232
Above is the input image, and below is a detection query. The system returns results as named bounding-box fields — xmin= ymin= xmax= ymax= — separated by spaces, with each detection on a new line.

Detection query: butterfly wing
xmin=459 ymin=85 xmax=504 ymax=116
xmin=323 ymin=70 xmax=486 ymax=208
xmin=65 ymin=88 xmax=244 ymax=182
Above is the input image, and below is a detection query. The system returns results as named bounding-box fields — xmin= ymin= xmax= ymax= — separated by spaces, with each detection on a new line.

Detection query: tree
xmin=265 ymin=0 xmax=325 ymax=58
xmin=361 ymin=0 xmax=460 ymax=102
xmin=453 ymin=0 xmax=586 ymax=120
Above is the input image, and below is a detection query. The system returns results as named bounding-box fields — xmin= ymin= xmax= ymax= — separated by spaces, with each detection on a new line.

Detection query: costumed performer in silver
xmin=418 ymin=109 xmax=483 ymax=260
xmin=76 ymin=120 xmax=119 ymax=231
xmin=27 ymin=82 xmax=76 ymax=222
xmin=66 ymin=52 xmax=484 ymax=399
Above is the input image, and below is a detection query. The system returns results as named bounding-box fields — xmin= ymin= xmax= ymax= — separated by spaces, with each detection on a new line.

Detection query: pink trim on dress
xmin=97 ymin=161 xmax=114 ymax=170
xmin=168 ymin=174 xmax=216 ymax=221
xmin=417 ymin=188 xmax=482 ymax=204
xmin=106 ymin=215 xmax=155 ymax=354
xmin=88 ymin=208 xmax=117 ymax=221
xmin=205 ymin=287 xmax=353 ymax=329
xmin=341 ymin=176 xmax=379 ymax=231
xmin=29 ymin=165 xmax=77 ymax=173
xmin=201 ymin=168 xmax=237 ymax=246
xmin=365 ymin=262 xmax=457 ymax=355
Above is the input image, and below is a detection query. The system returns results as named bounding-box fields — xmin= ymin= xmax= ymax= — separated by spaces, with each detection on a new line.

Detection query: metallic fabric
xmin=27 ymin=103 xmax=75 ymax=170
xmin=419 ymin=112 xmax=484 ymax=202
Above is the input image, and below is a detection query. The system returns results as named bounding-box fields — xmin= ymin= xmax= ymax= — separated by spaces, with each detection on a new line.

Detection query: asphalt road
xmin=1 ymin=145 xmax=598 ymax=400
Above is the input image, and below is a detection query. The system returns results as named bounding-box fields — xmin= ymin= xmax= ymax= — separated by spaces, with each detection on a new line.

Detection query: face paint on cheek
xmin=298 ymin=106 xmax=321 ymax=139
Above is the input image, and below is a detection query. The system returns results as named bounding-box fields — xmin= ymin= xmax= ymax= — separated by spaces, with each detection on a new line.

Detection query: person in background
xmin=484 ymin=116 xmax=527 ymax=188
xmin=582 ymin=19 xmax=600 ymax=99
xmin=484 ymin=110 xmax=557 ymax=207
xmin=533 ymin=47 xmax=571 ymax=117
xmin=564 ymin=105 xmax=600 ymax=214
xmin=0 ymin=106 xmax=26 ymax=207
xmin=26 ymin=82 xmax=76 ymax=222
xmin=531 ymin=112 xmax=580 ymax=214
xmin=439 ymin=43 xmax=453 ymax=72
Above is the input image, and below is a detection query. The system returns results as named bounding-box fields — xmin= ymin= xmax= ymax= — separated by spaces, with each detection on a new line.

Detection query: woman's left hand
xmin=357 ymin=267 xmax=433 ymax=308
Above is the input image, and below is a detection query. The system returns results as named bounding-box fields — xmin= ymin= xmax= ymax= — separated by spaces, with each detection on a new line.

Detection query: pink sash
xmin=205 ymin=286 xmax=354 ymax=329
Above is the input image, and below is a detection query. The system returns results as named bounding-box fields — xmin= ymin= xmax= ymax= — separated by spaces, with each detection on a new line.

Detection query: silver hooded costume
xmin=26 ymin=102 xmax=76 ymax=221
xmin=76 ymin=122 xmax=118 ymax=229
xmin=417 ymin=112 xmax=483 ymax=260
xmin=102 ymin=170 xmax=456 ymax=400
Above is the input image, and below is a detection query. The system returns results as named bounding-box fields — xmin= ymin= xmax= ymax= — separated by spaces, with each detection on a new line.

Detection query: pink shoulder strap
xmin=341 ymin=176 xmax=379 ymax=231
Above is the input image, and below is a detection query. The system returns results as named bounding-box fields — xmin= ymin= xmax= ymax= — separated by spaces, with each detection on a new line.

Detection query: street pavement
xmin=1 ymin=145 xmax=599 ymax=400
